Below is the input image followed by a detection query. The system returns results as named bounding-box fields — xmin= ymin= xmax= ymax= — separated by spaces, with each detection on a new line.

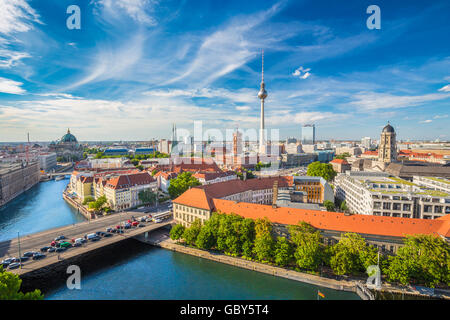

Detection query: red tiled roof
xmin=105 ymin=172 xmax=155 ymax=190
xmin=362 ymin=151 xmax=378 ymax=156
xmin=212 ymin=199 xmax=450 ymax=239
xmin=330 ymin=159 xmax=349 ymax=164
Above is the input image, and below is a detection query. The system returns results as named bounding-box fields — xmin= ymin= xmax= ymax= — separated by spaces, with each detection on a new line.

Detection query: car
xmin=50 ymin=240 xmax=57 ymax=247
xmin=145 ymin=218 xmax=152 ymax=223
xmin=115 ymin=225 xmax=123 ymax=229
xmin=32 ymin=253 xmax=46 ymax=260
xmin=73 ymin=242 xmax=82 ymax=247
xmin=1 ymin=262 xmax=9 ymax=268
xmin=87 ymin=233 xmax=100 ymax=241
xmin=59 ymin=241 xmax=72 ymax=248
xmin=47 ymin=247 xmax=56 ymax=253
xmin=106 ymin=227 xmax=113 ymax=233
xmin=124 ymin=223 xmax=131 ymax=229
xmin=19 ymin=256 xmax=30 ymax=262
xmin=155 ymin=218 xmax=163 ymax=223
xmin=138 ymin=224 xmax=144 ymax=228
xmin=8 ymin=262 xmax=22 ymax=269
xmin=54 ymin=235 xmax=66 ymax=241
xmin=103 ymin=232 xmax=113 ymax=237
xmin=40 ymin=246 xmax=51 ymax=252
xmin=2 ymin=257 xmax=16 ymax=264
xmin=55 ymin=247 xmax=66 ymax=252
xmin=23 ymin=251 xmax=38 ymax=258
xmin=140 ymin=217 xmax=146 ymax=222
xmin=117 ymin=229 xmax=124 ymax=234
xmin=131 ymin=221 xmax=139 ymax=227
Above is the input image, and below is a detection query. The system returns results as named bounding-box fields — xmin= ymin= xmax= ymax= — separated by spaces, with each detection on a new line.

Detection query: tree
xmin=196 ymin=224 xmax=216 ymax=250
xmin=253 ymin=218 xmax=275 ymax=262
xmin=168 ymin=172 xmax=201 ymax=199
xmin=289 ymin=222 xmax=323 ymax=271
xmin=82 ymin=196 xmax=94 ymax=205
xmin=240 ymin=218 xmax=256 ymax=258
xmin=334 ymin=152 xmax=351 ymax=160
xmin=340 ymin=200 xmax=348 ymax=212
xmin=182 ymin=219 xmax=202 ymax=246
xmin=170 ymin=224 xmax=185 ymax=242
xmin=0 ymin=266 xmax=43 ymax=300
xmin=306 ymin=161 xmax=337 ymax=181
xmin=329 ymin=233 xmax=377 ymax=276
xmin=88 ymin=195 xmax=107 ymax=211
xmin=385 ymin=235 xmax=450 ymax=287
xmin=138 ymin=189 xmax=157 ymax=206
xmin=274 ymin=237 xmax=293 ymax=267
xmin=323 ymin=200 xmax=335 ymax=212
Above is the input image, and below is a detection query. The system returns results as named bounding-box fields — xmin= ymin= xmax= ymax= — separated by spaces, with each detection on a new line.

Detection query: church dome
xmin=60 ymin=129 xmax=77 ymax=143
xmin=382 ymin=123 xmax=395 ymax=133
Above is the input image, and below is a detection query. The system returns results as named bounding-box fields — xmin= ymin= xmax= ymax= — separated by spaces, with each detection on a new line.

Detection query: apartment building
xmin=38 ymin=152 xmax=57 ymax=172
xmin=292 ymin=176 xmax=334 ymax=204
xmin=0 ymin=161 xmax=40 ymax=207
xmin=334 ymin=171 xmax=450 ymax=219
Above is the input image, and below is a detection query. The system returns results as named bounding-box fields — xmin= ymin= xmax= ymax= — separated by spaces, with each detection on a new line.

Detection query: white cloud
xmin=0 ymin=77 xmax=25 ymax=94
xmin=0 ymin=0 xmax=42 ymax=35
xmin=348 ymin=92 xmax=450 ymax=111
xmin=0 ymin=48 xmax=30 ymax=68
xmin=95 ymin=0 xmax=158 ymax=26
xmin=438 ymin=84 xmax=450 ymax=92
xmin=419 ymin=119 xmax=432 ymax=123
xmin=433 ymin=114 xmax=448 ymax=119
xmin=292 ymin=66 xmax=311 ymax=79
xmin=236 ymin=106 xmax=251 ymax=111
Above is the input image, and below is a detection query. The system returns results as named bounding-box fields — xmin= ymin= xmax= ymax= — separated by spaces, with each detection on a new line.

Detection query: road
xmin=0 ymin=210 xmax=173 ymax=273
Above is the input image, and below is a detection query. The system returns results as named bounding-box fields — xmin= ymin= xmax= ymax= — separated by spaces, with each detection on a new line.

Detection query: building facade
xmin=0 ymin=161 xmax=40 ymax=207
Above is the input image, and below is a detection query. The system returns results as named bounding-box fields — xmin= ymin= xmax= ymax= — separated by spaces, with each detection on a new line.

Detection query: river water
xmin=0 ymin=179 xmax=359 ymax=300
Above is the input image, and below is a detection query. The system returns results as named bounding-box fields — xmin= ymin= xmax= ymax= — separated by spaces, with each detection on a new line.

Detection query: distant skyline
xmin=0 ymin=0 xmax=449 ymax=142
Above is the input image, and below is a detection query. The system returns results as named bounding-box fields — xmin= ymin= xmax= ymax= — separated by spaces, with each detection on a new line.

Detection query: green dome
xmin=61 ymin=129 xmax=77 ymax=143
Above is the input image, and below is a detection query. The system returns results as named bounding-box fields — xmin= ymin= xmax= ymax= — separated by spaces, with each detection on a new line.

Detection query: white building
xmin=38 ymin=152 xmax=57 ymax=172
xmin=335 ymin=171 xmax=450 ymax=219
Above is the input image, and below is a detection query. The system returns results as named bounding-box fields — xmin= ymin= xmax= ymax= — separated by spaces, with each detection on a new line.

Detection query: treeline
xmin=170 ymin=213 xmax=450 ymax=288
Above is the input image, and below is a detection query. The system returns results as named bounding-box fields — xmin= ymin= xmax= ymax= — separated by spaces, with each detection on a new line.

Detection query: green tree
xmin=168 ymin=172 xmax=201 ymax=199
xmin=274 ymin=237 xmax=293 ymax=267
xmin=196 ymin=224 xmax=217 ymax=250
xmin=289 ymin=222 xmax=323 ymax=271
xmin=323 ymin=200 xmax=335 ymax=212
xmin=82 ymin=196 xmax=94 ymax=205
xmin=329 ymin=233 xmax=377 ymax=276
xmin=240 ymin=218 xmax=256 ymax=258
xmin=340 ymin=200 xmax=348 ymax=212
xmin=306 ymin=161 xmax=337 ymax=181
xmin=0 ymin=267 xmax=44 ymax=300
xmin=182 ymin=219 xmax=202 ymax=246
xmin=334 ymin=152 xmax=351 ymax=160
xmin=253 ymin=218 xmax=275 ymax=262
xmin=169 ymin=224 xmax=185 ymax=242
xmin=138 ymin=189 xmax=157 ymax=206
xmin=385 ymin=235 xmax=450 ymax=287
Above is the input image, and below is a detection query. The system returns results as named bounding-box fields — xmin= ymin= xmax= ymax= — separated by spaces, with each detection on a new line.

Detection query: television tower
xmin=258 ymin=50 xmax=267 ymax=154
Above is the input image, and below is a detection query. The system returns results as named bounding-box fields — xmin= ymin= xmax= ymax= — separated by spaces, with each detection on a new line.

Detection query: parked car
xmin=54 ymin=235 xmax=66 ymax=241
xmin=55 ymin=247 xmax=66 ymax=252
xmin=40 ymin=246 xmax=51 ymax=252
xmin=32 ymin=253 xmax=46 ymax=260
xmin=47 ymin=247 xmax=56 ymax=253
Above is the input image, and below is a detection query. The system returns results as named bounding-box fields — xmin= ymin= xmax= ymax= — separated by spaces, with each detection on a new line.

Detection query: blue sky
xmin=0 ymin=0 xmax=449 ymax=142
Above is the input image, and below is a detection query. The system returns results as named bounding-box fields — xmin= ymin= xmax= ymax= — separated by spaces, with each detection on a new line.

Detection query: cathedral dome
xmin=60 ymin=129 xmax=77 ymax=143
xmin=382 ymin=123 xmax=395 ymax=133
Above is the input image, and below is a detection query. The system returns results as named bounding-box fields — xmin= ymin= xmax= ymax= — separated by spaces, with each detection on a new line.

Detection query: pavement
xmin=0 ymin=210 xmax=173 ymax=275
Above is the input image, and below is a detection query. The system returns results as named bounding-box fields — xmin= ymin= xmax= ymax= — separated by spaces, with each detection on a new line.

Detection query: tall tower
xmin=378 ymin=122 xmax=397 ymax=163
xmin=258 ymin=50 xmax=268 ymax=154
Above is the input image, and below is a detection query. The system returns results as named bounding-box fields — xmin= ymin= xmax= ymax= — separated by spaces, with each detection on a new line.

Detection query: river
xmin=0 ymin=179 xmax=359 ymax=300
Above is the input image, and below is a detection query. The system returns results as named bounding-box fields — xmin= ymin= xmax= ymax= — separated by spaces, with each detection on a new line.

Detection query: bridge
xmin=0 ymin=211 xmax=174 ymax=276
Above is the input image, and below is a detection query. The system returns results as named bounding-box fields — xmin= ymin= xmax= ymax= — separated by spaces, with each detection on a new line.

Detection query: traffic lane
xmin=0 ymin=212 xmax=172 ymax=258
xmin=9 ymin=220 xmax=174 ymax=274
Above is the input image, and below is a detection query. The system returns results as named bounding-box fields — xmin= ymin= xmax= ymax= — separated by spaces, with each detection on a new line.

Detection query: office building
xmin=0 ymin=161 xmax=40 ymax=207
xmin=301 ymin=124 xmax=315 ymax=145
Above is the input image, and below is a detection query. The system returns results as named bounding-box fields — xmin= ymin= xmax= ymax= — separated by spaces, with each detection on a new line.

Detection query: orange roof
xmin=173 ymin=188 xmax=215 ymax=210
xmin=105 ymin=172 xmax=155 ymax=190
xmin=330 ymin=159 xmax=349 ymax=164
xmin=212 ymin=199 xmax=450 ymax=239
xmin=362 ymin=150 xmax=378 ymax=156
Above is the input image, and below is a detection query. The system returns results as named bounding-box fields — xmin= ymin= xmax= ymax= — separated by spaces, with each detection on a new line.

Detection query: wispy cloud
xmin=94 ymin=0 xmax=158 ymax=26
xmin=438 ymin=84 xmax=450 ymax=92
xmin=419 ymin=119 xmax=433 ymax=123
xmin=0 ymin=0 xmax=42 ymax=35
xmin=0 ymin=77 xmax=25 ymax=94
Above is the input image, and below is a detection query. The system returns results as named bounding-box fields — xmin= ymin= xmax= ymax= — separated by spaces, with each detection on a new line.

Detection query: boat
xmin=55 ymin=175 xmax=66 ymax=181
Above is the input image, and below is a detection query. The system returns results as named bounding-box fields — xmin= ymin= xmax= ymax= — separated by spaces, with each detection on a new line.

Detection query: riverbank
xmin=62 ymin=191 xmax=95 ymax=220
xmin=137 ymin=229 xmax=450 ymax=300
